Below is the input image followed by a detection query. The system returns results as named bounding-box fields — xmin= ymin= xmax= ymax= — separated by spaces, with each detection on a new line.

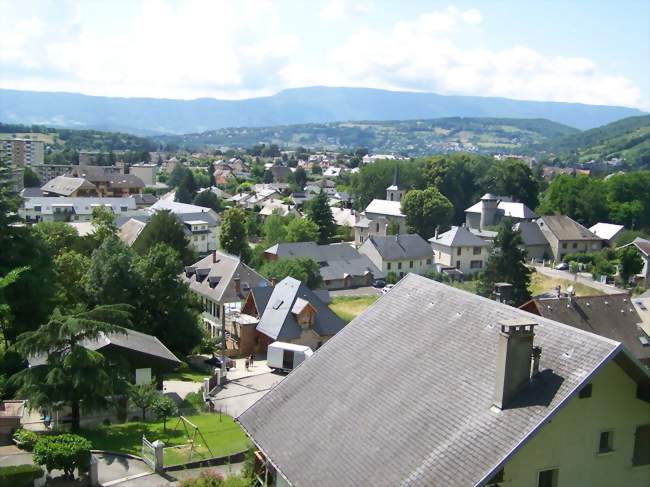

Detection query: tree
xmin=306 ymin=191 xmax=335 ymax=244
xmin=220 ymin=207 xmax=251 ymax=261
xmin=90 ymin=205 xmax=118 ymax=246
xmin=152 ymin=395 xmax=178 ymax=432
xmin=285 ymin=218 xmax=320 ymax=243
xmin=606 ymin=171 xmax=650 ymax=230
xmin=480 ymin=159 xmax=540 ymax=210
xmin=33 ymin=434 xmax=92 ymax=480
xmin=477 ymin=218 xmax=532 ymax=306
xmin=0 ymin=267 xmax=29 ymax=347
xmin=32 ymin=221 xmax=78 ymax=257
xmin=23 ymin=167 xmax=41 ymax=187
xmin=134 ymin=244 xmax=203 ymax=355
xmin=263 ymin=170 xmax=274 ymax=183
xmin=260 ymin=258 xmax=323 ymax=289
xmin=128 ymin=381 xmax=158 ymax=421
xmin=54 ymin=251 xmax=90 ymax=310
xmin=85 ymin=237 xmax=137 ymax=306
xmin=175 ymin=185 xmax=193 ymax=203
xmin=617 ymin=246 xmax=643 ymax=285
xmin=193 ymin=190 xmax=222 ymax=212
xmin=401 ymin=188 xmax=453 ymax=239
xmin=132 ymin=210 xmax=195 ymax=265
xmin=311 ymin=164 xmax=322 ymax=175
xmin=351 ymin=159 xmax=426 ymax=209
xmin=537 ymin=175 xmax=608 ymax=227
xmin=262 ymin=213 xmax=289 ymax=245
xmin=294 ymin=166 xmax=307 ymax=189
xmin=387 ymin=220 xmax=400 ymax=236
xmin=246 ymin=212 xmax=261 ymax=241
xmin=12 ymin=304 xmax=133 ymax=431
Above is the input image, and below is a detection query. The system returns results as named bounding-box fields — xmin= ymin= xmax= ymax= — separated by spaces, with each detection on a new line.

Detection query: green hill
xmin=536 ymin=115 xmax=650 ymax=167
xmin=154 ymin=117 xmax=578 ymax=155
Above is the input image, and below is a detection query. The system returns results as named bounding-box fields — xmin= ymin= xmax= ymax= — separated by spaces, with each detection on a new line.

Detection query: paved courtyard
xmin=210 ymin=371 xmax=285 ymax=418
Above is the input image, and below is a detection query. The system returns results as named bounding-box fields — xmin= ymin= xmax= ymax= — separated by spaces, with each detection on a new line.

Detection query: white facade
xmin=130 ymin=164 xmax=158 ymax=186
xmin=20 ymin=196 xmax=139 ymax=223
xmin=430 ymin=242 xmax=490 ymax=274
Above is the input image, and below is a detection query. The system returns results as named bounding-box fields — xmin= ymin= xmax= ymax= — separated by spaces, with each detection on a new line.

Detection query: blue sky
xmin=1 ymin=0 xmax=648 ymax=109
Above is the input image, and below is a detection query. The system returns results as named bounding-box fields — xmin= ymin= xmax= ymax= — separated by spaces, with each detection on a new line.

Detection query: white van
xmin=267 ymin=342 xmax=314 ymax=373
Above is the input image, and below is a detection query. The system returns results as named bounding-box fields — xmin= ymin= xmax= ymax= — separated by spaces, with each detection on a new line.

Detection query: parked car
xmin=381 ymin=284 xmax=395 ymax=295
xmin=555 ymin=262 xmax=570 ymax=270
xmin=205 ymin=354 xmax=235 ymax=370
xmin=372 ymin=279 xmax=386 ymax=288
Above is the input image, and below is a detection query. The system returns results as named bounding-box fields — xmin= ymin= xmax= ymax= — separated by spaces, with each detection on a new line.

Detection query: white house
xmin=359 ymin=234 xmax=434 ymax=279
xmin=429 ymin=226 xmax=490 ymax=275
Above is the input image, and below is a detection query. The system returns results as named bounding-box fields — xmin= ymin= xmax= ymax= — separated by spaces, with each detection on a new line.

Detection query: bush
xmin=33 ymin=434 xmax=92 ymax=479
xmin=12 ymin=429 xmax=39 ymax=451
xmin=179 ymin=470 xmax=252 ymax=487
xmin=0 ymin=464 xmax=43 ymax=487
xmin=181 ymin=391 xmax=206 ymax=414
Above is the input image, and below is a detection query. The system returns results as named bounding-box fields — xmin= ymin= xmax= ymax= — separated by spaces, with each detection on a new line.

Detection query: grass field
xmin=164 ymin=365 xmax=210 ymax=383
xmin=80 ymin=413 xmax=250 ymax=466
xmin=329 ymin=295 xmax=379 ymax=322
xmin=529 ymin=270 xmax=600 ymax=297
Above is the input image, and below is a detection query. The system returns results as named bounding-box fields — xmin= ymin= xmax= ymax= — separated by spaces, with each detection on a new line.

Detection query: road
xmin=532 ymin=264 xmax=622 ymax=295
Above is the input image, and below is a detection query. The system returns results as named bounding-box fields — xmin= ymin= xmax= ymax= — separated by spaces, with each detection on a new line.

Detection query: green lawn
xmin=329 ymin=295 xmax=379 ymax=322
xmin=164 ymin=367 xmax=211 ymax=383
xmin=529 ymin=270 xmax=600 ymax=297
xmin=80 ymin=413 xmax=250 ymax=466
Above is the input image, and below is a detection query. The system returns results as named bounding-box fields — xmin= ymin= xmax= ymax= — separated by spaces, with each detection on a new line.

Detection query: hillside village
xmin=1 ymin=118 xmax=649 ymax=486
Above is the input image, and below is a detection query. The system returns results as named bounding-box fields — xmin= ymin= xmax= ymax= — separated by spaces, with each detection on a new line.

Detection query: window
xmin=456 ymin=260 xmax=461 ymax=269
xmin=387 ymin=262 xmax=391 ymax=270
xmin=572 ymin=242 xmax=578 ymax=249
xmin=473 ymin=246 xmax=481 ymax=255
xmin=562 ymin=243 xmax=567 ymax=249
xmin=537 ymin=468 xmax=558 ymax=487
xmin=34 ymin=205 xmax=41 ymax=212
xmin=376 ymin=223 xmax=379 ymax=232
xmin=457 ymin=247 xmax=462 ymax=256
xmin=598 ymin=431 xmax=614 ymax=454
xmin=409 ymin=260 xmax=413 ymax=269
xmin=398 ymin=262 xmax=402 ymax=270
xmin=578 ymin=383 xmax=592 ymax=399
xmin=470 ymin=260 xmax=483 ymax=269
xmin=633 ymin=424 xmax=650 ymax=466
xmin=359 ymin=236 xmax=364 ymax=243
xmin=120 ymin=205 xmax=128 ymax=212
xmin=426 ymin=258 xmax=432 ymax=265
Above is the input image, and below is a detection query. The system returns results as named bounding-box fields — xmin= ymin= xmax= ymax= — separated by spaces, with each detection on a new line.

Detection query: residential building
xmin=20 ymin=196 xmax=139 ymax=223
xmin=238 ymin=274 xmax=650 ymax=487
xmin=41 ymin=176 xmax=98 ymax=197
xmin=231 ymin=277 xmax=346 ymax=355
xmin=259 ymin=199 xmax=300 ymax=219
xmin=118 ymin=211 xmax=219 ymax=253
xmin=589 ymin=222 xmax=625 ymax=247
xmin=270 ymin=166 xmax=292 ymax=183
xmin=68 ymin=165 xmax=144 ymax=197
xmin=182 ymin=251 xmax=269 ymax=339
xmin=148 ymin=199 xmax=219 ymax=221
xmin=429 ymin=226 xmax=490 ymax=274
xmin=465 ymin=193 xmax=537 ymax=230
xmin=618 ymin=238 xmax=650 ymax=289
xmin=30 ymin=164 xmax=72 ymax=183
xmin=537 ymin=215 xmax=603 ymax=261
xmin=359 ymin=234 xmax=434 ymax=278
xmin=521 ymin=292 xmax=650 ymax=366
xmin=514 ymin=220 xmax=551 ymax=260
xmin=2 ymin=138 xmax=44 ymax=166
xmin=264 ymin=242 xmax=383 ymax=289
xmin=129 ymin=164 xmax=158 ymax=186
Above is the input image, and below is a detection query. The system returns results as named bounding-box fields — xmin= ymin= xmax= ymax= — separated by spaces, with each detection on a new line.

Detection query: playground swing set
xmin=166 ymin=415 xmax=214 ymax=462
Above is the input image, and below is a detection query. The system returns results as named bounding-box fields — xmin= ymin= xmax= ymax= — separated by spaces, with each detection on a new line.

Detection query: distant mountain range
xmin=0 ymin=87 xmax=645 ymax=135
xmin=153 ymin=117 xmax=579 ymax=156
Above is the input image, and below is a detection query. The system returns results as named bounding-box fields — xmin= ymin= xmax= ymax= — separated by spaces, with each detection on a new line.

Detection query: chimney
xmin=493 ymin=282 xmax=513 ymax=304
xmin=493 ymin=318 xmax=538 ymax=409
xmin=212 ymin=250 xmax=217 ymax=263
xmin=234 ymin=277 xmax=241 ymax=296
xmin=434 ymin=226 xmax=439 ymax=239
xmin=271 ymin=277 xmax=277 ymax=287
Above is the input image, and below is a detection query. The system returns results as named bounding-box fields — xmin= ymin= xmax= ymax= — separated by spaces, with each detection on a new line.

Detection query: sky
xmin=1 ymin=0 xmax=649 ymax=109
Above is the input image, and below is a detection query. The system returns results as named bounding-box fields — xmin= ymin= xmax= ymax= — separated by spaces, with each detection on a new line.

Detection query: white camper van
xmin=267 ymin=342 xmax=313 ymax=373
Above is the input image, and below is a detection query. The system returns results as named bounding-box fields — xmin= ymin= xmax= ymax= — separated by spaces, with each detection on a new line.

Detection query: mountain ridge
xmin=0 ymin=86 xmax=644 ymax=135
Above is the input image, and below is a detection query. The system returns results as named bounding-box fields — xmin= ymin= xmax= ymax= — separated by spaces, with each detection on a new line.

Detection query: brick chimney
xmin=212 ymin=250 xmax=217 ymax=263
xmin=493 ymin=318 xmax=538 ymax=409
xmin=234 ymin=277 xmax=241 ymax=296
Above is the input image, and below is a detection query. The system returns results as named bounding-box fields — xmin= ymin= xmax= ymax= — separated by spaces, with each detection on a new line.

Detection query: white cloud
xmin=320 ymin=0 xmax=369 ymax=21
xmin=292 ymin=7 xmax=643 ymax=108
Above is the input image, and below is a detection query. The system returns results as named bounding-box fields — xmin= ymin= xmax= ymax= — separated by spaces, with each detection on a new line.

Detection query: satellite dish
xmin=567 ymin=285 xmax=575 ymax=295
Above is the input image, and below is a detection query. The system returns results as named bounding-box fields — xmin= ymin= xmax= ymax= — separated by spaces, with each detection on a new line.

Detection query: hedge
xmin=0 ymin=464 xmax=43 ymax=487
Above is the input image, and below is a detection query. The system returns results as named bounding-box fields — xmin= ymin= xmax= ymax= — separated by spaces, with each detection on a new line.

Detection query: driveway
xmin=330 ymin=286 xmax=381 ymax=297
xmin=532 ymin=264 xmax=622 ymax=295
xmin=209 ymin=372 xmax=285 ymax=417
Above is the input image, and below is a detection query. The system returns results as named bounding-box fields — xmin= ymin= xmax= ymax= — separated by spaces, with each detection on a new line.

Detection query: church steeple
xmin=386 ymin=164 xmax=405 ymax=201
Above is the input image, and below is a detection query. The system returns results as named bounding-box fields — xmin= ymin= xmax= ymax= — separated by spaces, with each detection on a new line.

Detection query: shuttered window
xmin=632 ymin=424 xmax=650 ymax=466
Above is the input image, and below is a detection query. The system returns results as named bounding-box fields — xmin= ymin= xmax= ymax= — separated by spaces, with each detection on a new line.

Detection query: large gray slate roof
xmin=254 ymin=277 xmax=346 ymax=341
xmin=537 ymin=215 xmax=601 ymax=241
xmin=238 ymin=274 xmax=641 ymax=487
xmin=368 ymin=234 xmax=434 ymax=260
xmin=429 ymin=226 xmax=489 ymax=247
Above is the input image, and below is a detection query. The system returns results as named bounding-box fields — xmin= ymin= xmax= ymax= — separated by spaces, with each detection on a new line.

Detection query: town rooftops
xmin=364 ymin=198 xmax=404 ymax=218
xmin=620 ymin=237 xmax=650 ymax=257
xmin=537 ymin=215 xmax=602 ymax=241
xmin=429 ymin=225 xmax=489 ymax=247
xmin=521 ymin=293 xmax=650 ymax=364
xmin=367 ymin=234 xmax=433 ymax=260
xmin=182 ymin=250 xmax=269 ymax=303
xmin=237 ymin=274 xmax=648 ymax=487
xmin=465 ymin=196 xmax=537 ymax=220
xmin=42 ymin=176 xmax=96 ymax=196
xmin=68 ymin=166 xmax=145 ymax=189
xmin=252 ymin=277 xmax=346 ymax=341
xmin=589 ymin=222 xmax=625 ymax=242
